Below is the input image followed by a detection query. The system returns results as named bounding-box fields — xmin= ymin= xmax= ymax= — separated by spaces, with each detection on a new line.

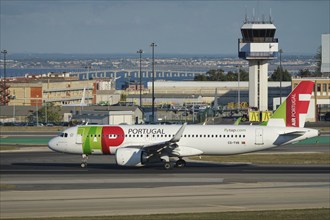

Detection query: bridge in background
xmin=68 ymin=69 xmax=205 ymax=80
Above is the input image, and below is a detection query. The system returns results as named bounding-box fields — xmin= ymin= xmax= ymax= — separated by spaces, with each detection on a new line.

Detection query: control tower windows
xmin=241 ymin=29 xmax=276 ymax=43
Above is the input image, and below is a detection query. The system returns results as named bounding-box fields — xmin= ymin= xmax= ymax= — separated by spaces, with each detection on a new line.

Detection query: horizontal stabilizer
xmin=279 ymin=131 xmax=306 ymax=136
xmin=273 ymin=130 xmax=306 ymax=145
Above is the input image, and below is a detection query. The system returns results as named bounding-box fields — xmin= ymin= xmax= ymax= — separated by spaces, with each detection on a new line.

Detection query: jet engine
xmin=115 ymin=148 xmax=147 ymax=167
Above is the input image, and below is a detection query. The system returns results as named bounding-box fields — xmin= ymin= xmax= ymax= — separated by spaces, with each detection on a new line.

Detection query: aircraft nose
xmin=48 ymin=137 xmax=58 ymax=152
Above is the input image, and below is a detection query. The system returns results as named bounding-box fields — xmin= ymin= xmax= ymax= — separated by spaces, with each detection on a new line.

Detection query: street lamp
xmin=279 ymin=49 xmax=283 ymax=104
xmin=150 ymin=42 xmax=157 ymax=123
xmin=192 ymin=95 xmax=195 ymax=124
xmin=137 ymin=49 xmax=143 ymax=108
xmin=36 ymin=96 xmax=39 ymax=126
xmin=1 ymin=49 xmax=7 ymax=106
xmin=236 ymin=65 xmax=241 ymax=111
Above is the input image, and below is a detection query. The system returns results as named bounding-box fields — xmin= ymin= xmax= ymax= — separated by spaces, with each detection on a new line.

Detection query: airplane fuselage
xmin=49 ymin=124 xmax=318 ymax=156
xmin=47 ymin=80 xmax=319 ymax=169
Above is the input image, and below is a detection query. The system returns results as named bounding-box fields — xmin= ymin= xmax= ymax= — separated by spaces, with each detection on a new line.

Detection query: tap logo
xmin=101 ymin=126 xmax=125 ymax=154
xmin=286 ymin=81 xmax=314 ymax=127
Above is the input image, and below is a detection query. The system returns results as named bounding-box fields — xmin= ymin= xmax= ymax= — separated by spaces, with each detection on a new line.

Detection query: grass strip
xmin=2 ymin=208 xmax=329 ymax=220
xmin=0 ymin=136 xmax=52 ymax=145
xmin=0 ymin=146 xmax=20 ymax=151
xmin=296 ymin=136 xmax=329 ymax=145
xmin=0 ymin=184 xmax=17 ymax=190
xmin=191 ymin=153 xmax=330 ymax=165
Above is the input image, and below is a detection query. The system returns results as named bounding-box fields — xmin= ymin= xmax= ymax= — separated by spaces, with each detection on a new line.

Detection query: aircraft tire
xmin=80 ymin=162 xmax=87 ymax=168
xmin=176 ymin=159 xmax=186 ymax=168
xmin=164 ymin=162 xmax=172 ymax=170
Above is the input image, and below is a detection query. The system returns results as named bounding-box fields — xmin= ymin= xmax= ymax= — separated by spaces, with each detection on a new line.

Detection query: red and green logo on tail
xmin=271 ymin=80 xmax=314 ymax=128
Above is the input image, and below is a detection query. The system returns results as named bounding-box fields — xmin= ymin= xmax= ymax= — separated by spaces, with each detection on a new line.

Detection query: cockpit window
xmin=60 ymin=133 xmax=68 ymax=138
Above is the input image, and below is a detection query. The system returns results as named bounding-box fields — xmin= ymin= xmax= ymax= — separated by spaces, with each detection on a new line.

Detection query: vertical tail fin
xmin=268 ymin=80 xmax=314 ymax=128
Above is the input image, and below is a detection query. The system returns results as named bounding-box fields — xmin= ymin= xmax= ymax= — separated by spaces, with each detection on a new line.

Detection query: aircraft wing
xmin=142 ymin=123 xmax=187 ymax=154
xmin=120 ymin=123 xmax=187 ymax=160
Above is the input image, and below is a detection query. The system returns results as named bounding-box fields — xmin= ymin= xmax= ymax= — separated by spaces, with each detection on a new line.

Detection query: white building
xmin=143 ymin=80 xmax=291 ymax=107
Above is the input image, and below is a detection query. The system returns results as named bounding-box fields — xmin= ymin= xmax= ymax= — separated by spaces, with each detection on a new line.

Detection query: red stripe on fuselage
xmin=101 ymin=126 xmax=125 ymax=154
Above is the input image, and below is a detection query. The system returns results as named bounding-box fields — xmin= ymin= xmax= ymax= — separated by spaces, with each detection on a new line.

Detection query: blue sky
xmin=1 ymin=0 xmax=329 ymax=55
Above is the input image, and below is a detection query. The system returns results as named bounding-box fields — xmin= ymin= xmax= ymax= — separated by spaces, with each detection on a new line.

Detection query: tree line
xmin=195 ymin=66 xmax=322 ymax=82
xmin=194 ymin=69 xmax=249 ymax=81
xmin=195 ymin=46 xmax=322 ymax=82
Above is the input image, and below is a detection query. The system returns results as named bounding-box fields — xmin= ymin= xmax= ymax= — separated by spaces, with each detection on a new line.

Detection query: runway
xmin=1 ymin=148 xmax=329 ymax=218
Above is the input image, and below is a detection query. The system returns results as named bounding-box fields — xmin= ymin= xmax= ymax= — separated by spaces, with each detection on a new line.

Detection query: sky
xmin=0 ymin=0 xmax=329 ymax=55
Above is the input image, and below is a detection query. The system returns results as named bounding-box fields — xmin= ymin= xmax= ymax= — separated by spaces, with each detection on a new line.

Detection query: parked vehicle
xmin=324 ymin=112 xmax=330 ymax=121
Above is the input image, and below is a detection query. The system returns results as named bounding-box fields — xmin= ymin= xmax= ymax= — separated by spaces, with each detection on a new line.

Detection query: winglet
xmin=234 ymin=117 xmax=242 ymax=125
xmin=170 ymin=123 xmax=187 ymax=142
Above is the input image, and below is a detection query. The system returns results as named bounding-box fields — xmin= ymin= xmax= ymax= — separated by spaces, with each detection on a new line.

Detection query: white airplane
xmin=48 ymin=81 xmax=319 ymax=169
xmin=62 ymin=87 xmax=88 ymax=107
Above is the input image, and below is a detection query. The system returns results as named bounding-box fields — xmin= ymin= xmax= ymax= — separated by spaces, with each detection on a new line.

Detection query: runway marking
xmin=0 ymin=170 xmax=86 ymax=172
xmin=1 ymin=178 xmax=225 ymax=185
xmin=2 ymin=193 xmax=234 ymax=203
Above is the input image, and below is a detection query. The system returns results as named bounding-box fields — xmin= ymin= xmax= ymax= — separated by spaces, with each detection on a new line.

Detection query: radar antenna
xmin=245 ymin=7 xmax=248 ymax=23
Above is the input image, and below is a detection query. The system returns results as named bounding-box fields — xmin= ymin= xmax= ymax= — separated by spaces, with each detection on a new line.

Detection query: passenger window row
xmin=183 ymin=134 xmax=246 ymax=138
xmin=85 ymin=134 xmax=246 ymax=138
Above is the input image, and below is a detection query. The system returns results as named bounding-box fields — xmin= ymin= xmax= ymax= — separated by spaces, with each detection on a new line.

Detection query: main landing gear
xmin=175 ymin=158 xmax=186 ymax=168
xmin=162 ymin=156 xmax=186 ymax=170
xmin=164 ymin=162 xmax=172 ymax=170
xmin=81 ymin=154 xmax=88 ymax=168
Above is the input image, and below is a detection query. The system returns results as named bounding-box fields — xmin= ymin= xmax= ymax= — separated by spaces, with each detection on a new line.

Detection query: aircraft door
xmin=76 ymin=127 xmax=84 ymax=144
xmin=255 ymin=128 xmax=264 ymax=145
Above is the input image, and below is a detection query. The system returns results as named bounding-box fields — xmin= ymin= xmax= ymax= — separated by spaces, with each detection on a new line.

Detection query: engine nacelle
xmin=115 ymin=148 xmax=145 ymax=167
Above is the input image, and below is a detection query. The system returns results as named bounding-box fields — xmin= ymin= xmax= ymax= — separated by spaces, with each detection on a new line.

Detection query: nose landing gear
xmin=81 ymin=154 xmax=88 ymax=168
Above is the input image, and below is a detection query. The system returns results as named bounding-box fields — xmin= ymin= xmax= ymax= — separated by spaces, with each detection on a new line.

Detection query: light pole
xmin=192 ymin=95 xmax=195 ymax=124
xmin=279 ymin=49 xmax=283 ymax=104
xmin=150 ymin=43 xmax=157 ymax=123
xmin=36 ymin=96 xmax=39 ymax=126
xmin=236 ymin=65 xmax=241 ymax=110
xmin=44 ymin=101 xmax=48 ymax=124
xmin=137 ymin=49 xmax=143 ymax=108
xmin=1 ymin=50 xmax=7 ymax=106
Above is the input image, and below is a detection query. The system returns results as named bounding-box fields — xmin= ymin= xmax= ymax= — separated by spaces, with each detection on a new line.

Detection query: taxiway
xmin=1 ymin=148 xmax=329 ymax=218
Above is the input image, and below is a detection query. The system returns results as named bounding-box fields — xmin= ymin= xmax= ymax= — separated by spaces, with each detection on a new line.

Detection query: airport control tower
xmin=238 ymin=17 xmax=278 ymax=111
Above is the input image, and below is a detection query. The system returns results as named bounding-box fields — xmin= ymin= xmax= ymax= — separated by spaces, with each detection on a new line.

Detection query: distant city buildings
xmin=1 ymin=48 xmax=328 ymax=123
xmin=292 ymin=77 xmax=330 ymax=122
xmin=6 ymin=75 xmax=118 ymax=107
xmin=0 ymin=54 xmax=319 ymax=77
